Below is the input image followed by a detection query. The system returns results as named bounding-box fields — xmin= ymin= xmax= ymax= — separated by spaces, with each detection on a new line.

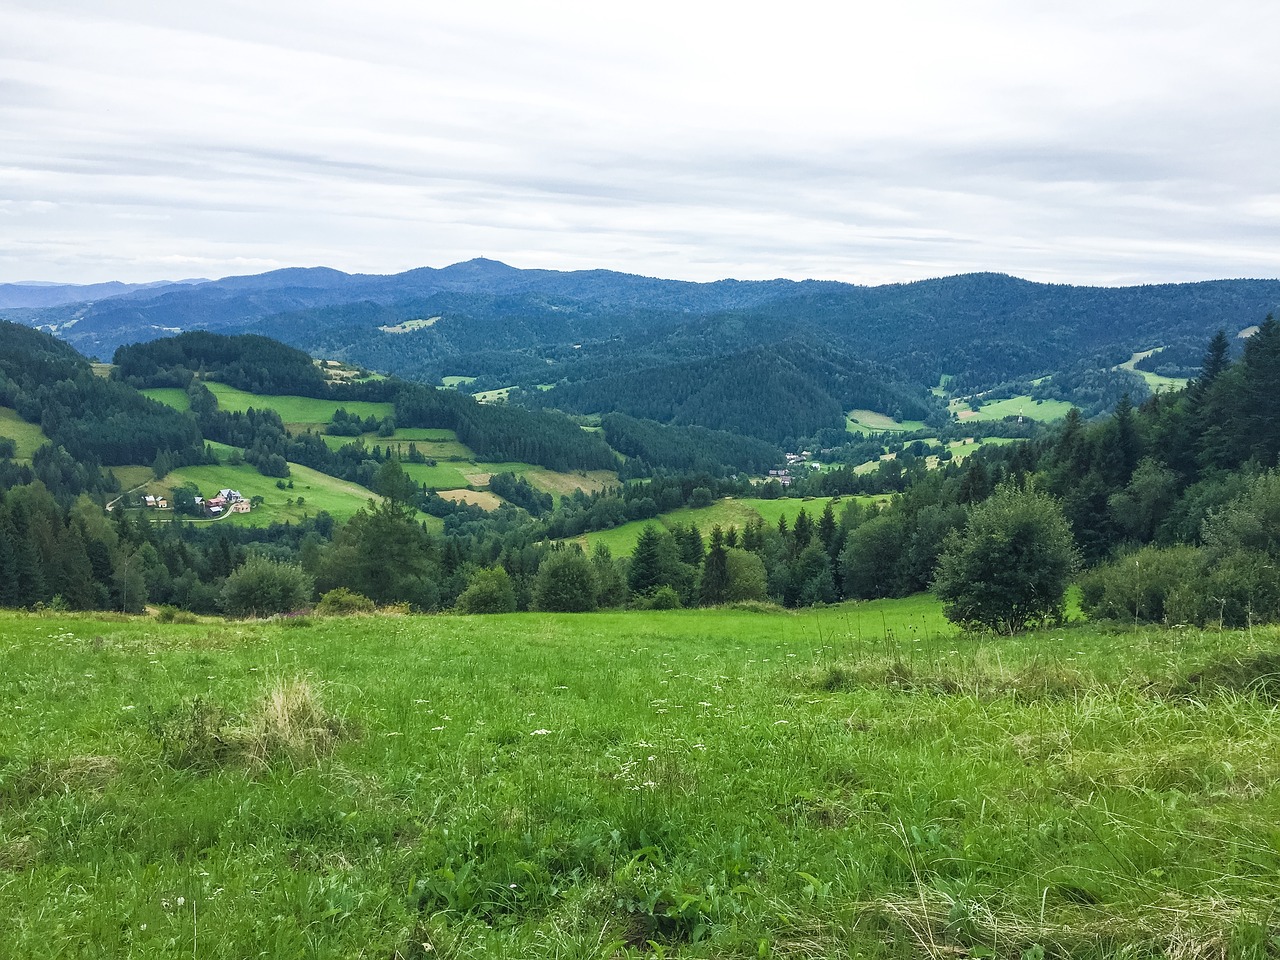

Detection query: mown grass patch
xmin=437 ymin=489 xmax=505 ymax=511
xmin=473 ymin=386 xmax=514 ymax=403
xmin=400 ymin=460 xmax=473 ymax=490
xmin=0 ymin=406 xmax=50 ymax=460
xmin=2 ymin=605 xmax=1280 ymax=957
xmin=522 ymin=468 xmax=618 ymax=497
xmin=953 ymin=395 xmax=1074 ymax=422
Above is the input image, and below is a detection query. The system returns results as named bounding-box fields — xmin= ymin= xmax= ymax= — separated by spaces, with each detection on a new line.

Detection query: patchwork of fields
xmin=140 ymin=384 xmax=618 ymax=512
xmin=3 ymin=601 xmax=1279 ymax=958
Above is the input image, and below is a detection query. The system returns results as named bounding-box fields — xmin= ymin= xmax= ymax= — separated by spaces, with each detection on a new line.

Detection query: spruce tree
xmin=700 ymin=526 xmax=730 ymax=606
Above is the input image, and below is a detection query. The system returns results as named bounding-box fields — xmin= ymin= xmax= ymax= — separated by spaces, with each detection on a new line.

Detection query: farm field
xmin=3 ymin=602 xmax=1280 ymax=958
xmin=203 ymin=382 xmax=394 ymax=427
xmin=846 ymin=409 xmax=927 ymax=433
xmin=0 ymin=406 xmax=49 ymax=459
xmin=437 ymin=488 xmax=504 ymax=510
xmin=953 ymin=395 xmax=1074 ymax=422
xmin=575 ymin=495 xmax=886 ymax=557
xmin=522 ymin=468 xmax=617 ymax=497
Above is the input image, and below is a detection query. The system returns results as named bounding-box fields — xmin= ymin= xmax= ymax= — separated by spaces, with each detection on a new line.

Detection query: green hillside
xmin=0 ymin=407 xmax=50 ymax=460
xmin=155 ymin=458 xmax=441 ymax=529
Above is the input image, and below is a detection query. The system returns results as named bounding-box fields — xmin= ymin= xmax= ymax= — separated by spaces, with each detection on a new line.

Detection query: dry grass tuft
xmin=6 ymin=754 xmax=119 ymax=805
xmin=149 ymin=678 xmax=349 ymax=772
xmin=865 ymin=888 xmax=1251 ymax=960
xmin=240 ymin=677 xmax=347 ymax=770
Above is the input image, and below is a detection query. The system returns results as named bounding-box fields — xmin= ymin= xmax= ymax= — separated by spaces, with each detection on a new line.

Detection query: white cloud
xmin=1 ymin=0 xmax=1278 ymax=284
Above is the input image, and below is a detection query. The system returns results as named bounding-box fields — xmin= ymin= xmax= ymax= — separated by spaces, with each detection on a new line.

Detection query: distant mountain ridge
xmin=5 ymin=260 xmax=1279 ymax=413
xmin=0 ymin=278 xmax=207 ymax=310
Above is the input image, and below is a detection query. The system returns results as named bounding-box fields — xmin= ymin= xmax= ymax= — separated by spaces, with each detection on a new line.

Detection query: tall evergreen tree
xmin=701 ymin=526 xmax=730 ymax=606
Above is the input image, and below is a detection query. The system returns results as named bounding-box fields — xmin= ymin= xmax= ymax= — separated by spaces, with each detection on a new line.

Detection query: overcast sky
xmin=2 ymin=1 xmax=1278 ymax=286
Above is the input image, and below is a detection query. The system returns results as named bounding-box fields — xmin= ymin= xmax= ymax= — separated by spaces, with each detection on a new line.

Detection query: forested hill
xmin=529 ymin=341 xmax=942 ymax=445
xmin=0 ymin=321 xmax=204 ymax=485
xmin=6 ymin=262 xmax=1278 ymax=402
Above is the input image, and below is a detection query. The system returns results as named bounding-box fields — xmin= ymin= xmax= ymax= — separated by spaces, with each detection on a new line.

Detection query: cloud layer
xmin=2 ymin=1 xmax=1278 ymax=285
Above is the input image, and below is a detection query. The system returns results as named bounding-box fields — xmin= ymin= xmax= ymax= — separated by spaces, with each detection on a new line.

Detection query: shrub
xmin=221 ymin=554 xmax=314 ymax=618
xmin=934 ymin=484 xmax=1078 ymax=634
xmin=1079 ymin=545 xmax=1202 ymax=624
xmin=455 ymin=567 xmax=517 ymax=615
xmin=648 ymin=585 xmax=682 ymax=610
xmin=533 ymin=548 xmax=598 ymax=612
xmin=315 ymin=587 xmax=376 ymax=616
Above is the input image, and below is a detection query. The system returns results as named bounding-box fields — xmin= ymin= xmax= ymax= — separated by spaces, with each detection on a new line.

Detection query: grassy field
xmin=203 ymin=382 xmax=394 ymax=426
xmin=0 ymin=406 xmax=50 ymax=459
xmin=401 ymin=460 xmax=474 ymax=490
xmin=140 ymin=387 xmax=191 ymax=412
xmin=576 ymin=496 xmax=888 ymax=556
xmin=3 ymin=601 xmax=1280 ymax=958
xmin=441 ymin=375 xmax=478 ymax=388
xmin=846 ymin=409 xmax=927 ymax=434
xmin=108 ymin=465 xmax=157 ymax=492
xmin=953 ymin=395 xmax=1075 ymax=423
xmin=473 ymin=386 xmax=514 ymax=404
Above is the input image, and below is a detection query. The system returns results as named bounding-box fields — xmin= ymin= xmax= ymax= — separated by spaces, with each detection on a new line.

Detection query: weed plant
xmin=2 ymin=602 xmax=1280 ymax=957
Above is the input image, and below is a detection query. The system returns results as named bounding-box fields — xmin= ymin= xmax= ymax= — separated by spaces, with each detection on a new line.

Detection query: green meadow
xmin=140 ymin=387 xmax=191 ymax=412
xmin=0 ymin=406 xmax=50 ymax=460
xmin=3 ymin=601 xmax=1280 ymax=958
xmin=203 ymin=382 xmax=394 ymax=426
